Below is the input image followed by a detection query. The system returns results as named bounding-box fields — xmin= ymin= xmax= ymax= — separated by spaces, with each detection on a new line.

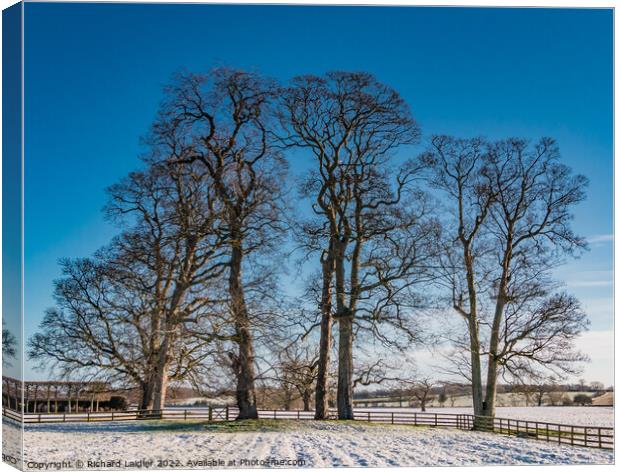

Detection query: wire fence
xmin=2 ymin=406 xmax=613 ymax=450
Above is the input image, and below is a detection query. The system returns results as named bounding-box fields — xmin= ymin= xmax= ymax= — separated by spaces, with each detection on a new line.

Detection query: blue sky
xmin=21 ymin=4 xmax=613 ymax=383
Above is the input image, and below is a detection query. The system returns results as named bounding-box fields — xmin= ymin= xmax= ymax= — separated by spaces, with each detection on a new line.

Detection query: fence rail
xmin=2 ymin=407 xmax=613 ymax=450
xmin=472 ymin=415 xmax=614 ymax=450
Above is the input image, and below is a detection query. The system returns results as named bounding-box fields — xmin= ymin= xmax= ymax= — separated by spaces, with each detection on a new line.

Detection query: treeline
xmin=356 ymin=381 xmax=613 ymax=402
xmin=29 ymin=68 xmax=590 ymax=421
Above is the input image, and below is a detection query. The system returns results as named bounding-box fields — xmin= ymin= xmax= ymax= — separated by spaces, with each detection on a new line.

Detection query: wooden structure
xmin=1 ymin=406 xmax=613 ymax=451
xmin=2 ymin=376 xmax=117 ymax=413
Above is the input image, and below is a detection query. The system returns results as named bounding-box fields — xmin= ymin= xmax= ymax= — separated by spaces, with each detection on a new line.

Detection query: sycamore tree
xmin=422 ymin=135 xmax=589 ymax=419
xmin=280 ymin=72 xmax=438 ymax=419
xmin=150 ymin=68 xmax=287 ymax=419
xmin=29 ymin=160 xmax=228 ymax=410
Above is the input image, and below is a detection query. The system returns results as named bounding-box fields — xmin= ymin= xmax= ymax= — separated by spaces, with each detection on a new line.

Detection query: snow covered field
xmin=3 ymin=415 xmax=613 ymax=469
xmin=355 ymin=406 xmax=615 ymax=427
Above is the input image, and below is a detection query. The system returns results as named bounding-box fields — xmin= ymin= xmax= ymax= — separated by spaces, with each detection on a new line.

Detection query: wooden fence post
xmin=208 ymin=406 xmax=213 ymax=421
xmin=225 ymin=406 xmax=229 ymax=421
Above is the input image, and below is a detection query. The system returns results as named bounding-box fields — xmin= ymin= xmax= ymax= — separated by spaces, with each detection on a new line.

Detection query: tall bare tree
xmin=30 ymin=160 xmax=228 ymax=411
xmin=421 ymin=136 xmax=491 ymax=416
xmin=105 ymin=161 xmax=228 ymax=411
xmin=152 ymin=68 xmax=286 ymax=419
xmin=423 ymin=135 xmax=589 ymax=419
xmin=280 ymin=72 xmax=435 ymax=419
xmin=480 ymin=138 xmax=589 ymax=416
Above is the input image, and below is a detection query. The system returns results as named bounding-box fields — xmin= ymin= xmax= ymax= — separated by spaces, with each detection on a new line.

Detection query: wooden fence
xmin=472 ymin=415 xmax=614 ymax=450
xmin=2 ymin=407 xmax=613 ymax=450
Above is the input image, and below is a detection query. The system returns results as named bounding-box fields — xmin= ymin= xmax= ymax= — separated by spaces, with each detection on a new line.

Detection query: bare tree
xmin=292 ymin=268 xmax=336 ymax=419
xmin=2 ymin=321 xmax=16 ymax=366
xmin=30 ymin=160 xmax=228 ymax=411
xmin=152 ymin=68 xmax=287 ymax=419
xmin=276 ymin=343 xmax=320 ymax=411
xmin=105 ymin=160 xmax=229 ymax=411
xmin=411 ymin=378 xmax=435 ymax=412
xmin=28 ymin=257 xmax=156 ymax=407
xmin=422 ymin=135 xmax=589 ymax=420
xmin=480 ymin=138 xmax=589 ymax=416
xmin=532 ymin=381 xmax=557 ymax=407
xmin=280 ymin=71 xmax=435 ymax=419
xmin=421 ymin=136 xmax=492 ymax=417
xmin=387 ymin=375 xmax=435 ymax=411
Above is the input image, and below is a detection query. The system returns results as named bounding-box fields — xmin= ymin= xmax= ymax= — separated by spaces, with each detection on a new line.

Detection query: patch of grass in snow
xmin=202 ymin=419 xmax=406 ymax=433
xmin=124 ymin=420 xmax=209 ymax=432
xmin=203 ymin=419 xmax=303 ymax=432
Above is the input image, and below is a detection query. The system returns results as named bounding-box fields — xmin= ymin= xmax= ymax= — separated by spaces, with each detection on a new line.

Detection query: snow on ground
xmin=355 ymin=406 xmax=614 ymax=427
xmin=2 ymin=419 xmax=22 ymax=465
xmin=3 ymin=418 xmax=613 ymax=469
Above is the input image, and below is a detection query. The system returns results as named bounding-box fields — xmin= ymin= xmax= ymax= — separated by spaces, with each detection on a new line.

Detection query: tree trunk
xmin=468 ymin=317 xmax=484 ymax=416
xmin=315 ymin=243 xmax=335 ymax=420
xmin=234 ymin=325 xmax=258 ymax=419
xmin=139 ymin=380 xmax=155 ymax=411
xmin=462 ymin=244 xmax=488 ymax=430
xmin=314 ymin=314 xmax=332 ymax=419
xmin=283 ymin=392 xmax=292 ymax=411
xmin=482 ymin=295 xmax=507 ymax=418
xmin=334 ymin=237 xmax=355 ymax=421
xmin=229 ymin=238 xmax=258 ymax=420
xmin=336 ymin=313 xmax=354 ymax=420
xmin=303 ymin=391 xmax=312 ymax=412
xmin=463 ymin=245 xmax=484 ymax=418
xmin=151 ymin=336 xmax=172 ymax=414
xmin=483 ymin=255 xmax=510 ymax=419
xmin=482 ymin=360 xmax=499 ymax=418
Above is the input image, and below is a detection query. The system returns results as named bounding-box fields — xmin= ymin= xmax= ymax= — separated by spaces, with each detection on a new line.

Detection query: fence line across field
xmin=2 ymin=407 xmax=613 ymax=450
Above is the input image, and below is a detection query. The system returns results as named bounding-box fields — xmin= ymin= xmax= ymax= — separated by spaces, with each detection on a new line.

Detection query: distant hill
xmin=592 ymin=391 xmax=614 ymax=406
